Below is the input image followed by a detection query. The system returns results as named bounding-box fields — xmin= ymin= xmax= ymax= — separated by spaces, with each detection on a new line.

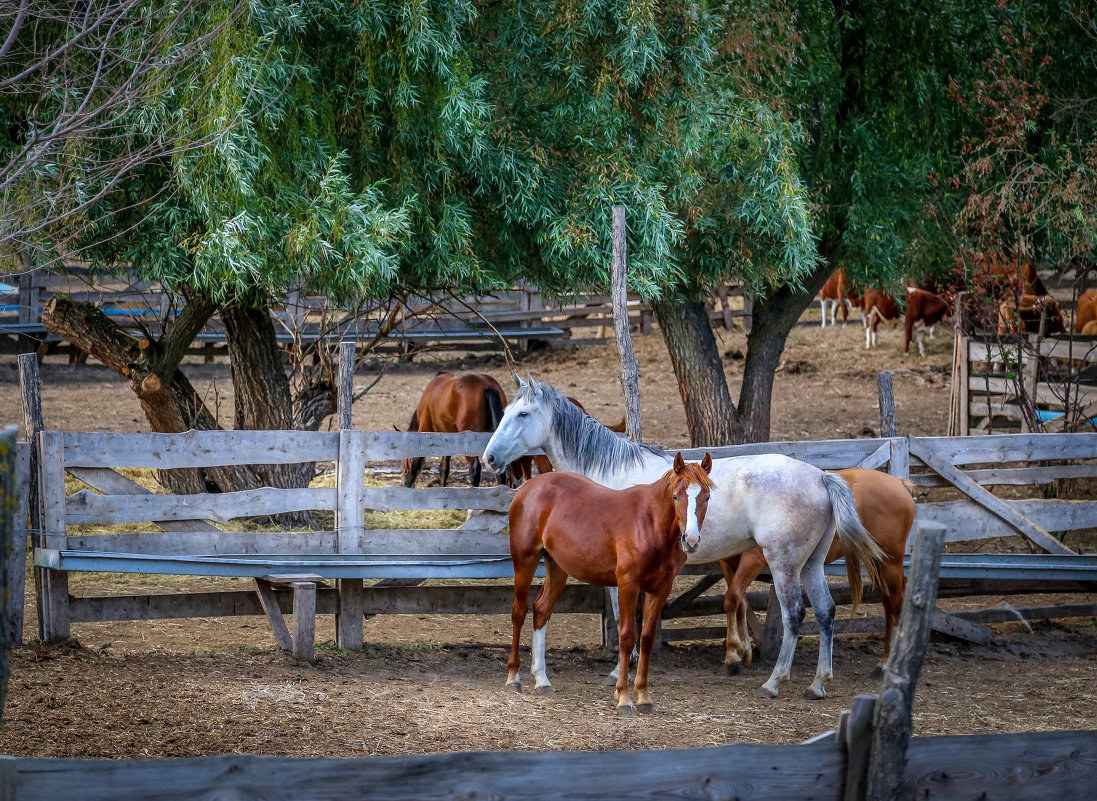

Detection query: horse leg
xmin=506 ymin=555 xmax=540 ymax=692
xmin=720 ymin=555 xmax=760 ymax=674
xmin=468 ymin=456 xmax=482 ymax=488
xmin=603 ymin=587 xmax=638 ymax=686
xmin=440 ymin=456 xmax=450 ymax=487
xmin=800 ymin=558 xmax=837 ymax=700
xmin=614 ymin=583 xmax=640 ymax=717
xmin=403 ymin=456 xmax=424 ymax=488
xmin=634 ymin=586 xmax=673 ymax=714
xmin=530 ymin=558 xmax=569 ymax=696
xmin=757 ymin=566 xmax=806 ymax=698
xmin=875 ymin=556 xmax=906 ymax=676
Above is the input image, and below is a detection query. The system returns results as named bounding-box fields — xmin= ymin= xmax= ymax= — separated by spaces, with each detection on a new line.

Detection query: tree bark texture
xmin=652 ymin=296 xmax=738 ymax=447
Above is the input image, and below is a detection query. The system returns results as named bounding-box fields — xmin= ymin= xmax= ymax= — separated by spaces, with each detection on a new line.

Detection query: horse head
xmin=670 ymin=452 xmax=714 ymax=554
xmin=483 ymin=375 xmax=553 ymax=474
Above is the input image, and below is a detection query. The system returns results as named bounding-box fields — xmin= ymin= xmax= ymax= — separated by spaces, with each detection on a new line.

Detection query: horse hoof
xmin=871 ymin=663 xmax=886 ymax=679
xmin=504 ymin=681 xmax=521 ymax=693
xmin=535 ymin=685 xmax=556 ymax=698
xmin=602 ymin=673 xmax=620 ymax=687
xmin=723 ymin=661 xmax=741 ymax=676
xmin=636 ymin=702 xmax=655 ymax=715
xmin=803 ymin=687 xmax=827 ymax=701
xmin=756 ymin=685 xmax=778 ymax=699
xmin=617 ymin=704 xmax=638 ymax=718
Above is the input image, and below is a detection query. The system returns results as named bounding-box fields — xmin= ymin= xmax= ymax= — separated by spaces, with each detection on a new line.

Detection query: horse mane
xmin=660 ymin=462 xmax=717 ymax=492
xmin=516 ymin=381 xmax=665 ymax=474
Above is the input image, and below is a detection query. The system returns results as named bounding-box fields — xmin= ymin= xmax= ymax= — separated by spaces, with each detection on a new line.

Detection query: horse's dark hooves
xmin=871 ymin=663 xmax=886 ymax=679
xmin=617 ymin=704 xmax=638 ymax=718
xmin=756 ymin=685 xmax=778 ymax=699
xmin=636 ymin=702 xmax=655 ymax=715
xmin=722 ymin=661 xmax=741 ymax=676
xmin=602 ymin=673 xmax=619 ymax=687
xmin=803 ymin=687 xmax=827 ymax=701
xmin=504 ymin=681 xmax=521 ymax=693
xmin=535 ymin=685 xmax=556 ymax=697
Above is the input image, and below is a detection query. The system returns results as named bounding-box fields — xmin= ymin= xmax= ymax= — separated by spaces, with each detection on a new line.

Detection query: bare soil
xmin=1 ymin=316 xmax=1095 ymax=758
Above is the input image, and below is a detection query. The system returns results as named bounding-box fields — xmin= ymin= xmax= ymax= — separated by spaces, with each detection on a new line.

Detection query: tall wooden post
xmin=0 ymin=425 xmax=18 ymax=722
xmin=611 ymin=205 xmax=642 ymax=444
xmin=337 ymin=341 xmax=355 ymax=431
xmin=864 ymin=521 xmax=945 ymax=801
xmin=18 ymin=354 xmax=54 ymax=641
xmin=876 ymin=371 xmax=896 ymax=437
xmin=335 ymin=341 xmax=364 ymax=651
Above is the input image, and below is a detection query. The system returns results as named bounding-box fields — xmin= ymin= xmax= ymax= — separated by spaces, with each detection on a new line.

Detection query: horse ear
xmin=673 ymin=452 xmax=685 ymax=473
xmin=527 ymin=373 xmax=542 ymax=397
xmin=701 ymin=452 xmax=713 ymax=473
xmin=513 ymin=372 xmax=524 ymax=390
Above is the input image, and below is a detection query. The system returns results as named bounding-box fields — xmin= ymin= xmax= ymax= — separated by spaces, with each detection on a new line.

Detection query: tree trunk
xmin=737 ymin=261 xmax=835 ymax=443
xmin=652 ymin=296 xmax=738 ymax=447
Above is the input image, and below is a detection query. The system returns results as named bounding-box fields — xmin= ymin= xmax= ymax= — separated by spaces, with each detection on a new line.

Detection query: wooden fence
xmin=4 ymin=522 xmax=1096 ymax=801
xmin=20 ymin=424 xmax=1097 ymax=649
xmin=951 ymin=331 xmax=1097 ymax=435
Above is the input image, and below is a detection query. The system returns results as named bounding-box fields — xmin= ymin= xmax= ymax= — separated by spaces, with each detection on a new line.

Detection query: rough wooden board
xmin=914 ymin=432 xmax=1097 ymax=466
xmin=60 ymin=430 xmax=340 ymax=469
xmin=909 ymin=463 xmax=1097 ymax=488
xmin=0 ymin=741 xmax=848 ymax=801
xmin=254 ymin=579 xmax=293 ymax=652
xmin=63 ymin=530 xmax=338 ymax=556
xmin=676 ymin=438 xmax=888 ymax=470
xmin=909 ymin=436 xmax=1075 ymax=555
xmin=930 ymin=610 xmax=993 ymax=645
xmin=856 ymin=441 xmax=891 ymax=470
xmin=65 ymin=486 xmax=337 ymax=525
xmin=360 ymin=484 xmax=513 ymax=513
xmin=292 ymin=581 xmax=317 ymax=663
xmin=37 ymin=430 xmax=69 ymax=641
xmin=917 ymin=498 xmax=1097 ymax=543
xmin=65 ymin=467 xmax=223 ymax=533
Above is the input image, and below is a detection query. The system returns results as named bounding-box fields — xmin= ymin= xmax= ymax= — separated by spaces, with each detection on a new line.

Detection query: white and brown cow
xmin=817 ymin=269 xmax=861 ymax=327
xmin=863 ymin=288 xmax=899 ymax=349
xmin=903 ymin=288 xmax=951 ymax=357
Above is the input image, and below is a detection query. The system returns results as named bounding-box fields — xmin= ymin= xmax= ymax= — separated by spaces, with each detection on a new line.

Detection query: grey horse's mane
xmin=516 ymin=380 xmax=665 ymax=474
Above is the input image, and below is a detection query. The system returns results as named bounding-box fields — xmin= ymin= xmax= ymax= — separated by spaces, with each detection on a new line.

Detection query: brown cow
xmin=817 ymin=269 xmax=860 ymax=327
xmin=1075 ymin=289 xmax=1097 ymax=333
xmin=903 ymin=288 xmax=951 ymax=357
xmin=863 ymin=288 xmax=899 ymax=349
xmin=996 ymin=294 xmax=1065 ymax=335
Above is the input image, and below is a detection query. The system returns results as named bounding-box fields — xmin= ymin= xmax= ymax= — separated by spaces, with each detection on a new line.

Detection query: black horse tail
xmin=485 ymin=387 xmax=505 ymax=430
xmin=407 ymin=408 xmax=419 ymax=432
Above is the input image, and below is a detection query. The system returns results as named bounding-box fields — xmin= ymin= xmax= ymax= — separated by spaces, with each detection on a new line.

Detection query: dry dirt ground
xmin=0 ymin=314 xmax=1095 ymax=758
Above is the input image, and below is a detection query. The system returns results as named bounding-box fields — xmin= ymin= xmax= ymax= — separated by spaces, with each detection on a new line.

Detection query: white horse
xmin=483 ymin=376 xmax=884 ymax=699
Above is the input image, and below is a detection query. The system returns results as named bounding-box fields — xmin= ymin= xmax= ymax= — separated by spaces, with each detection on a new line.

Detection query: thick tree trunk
xmin=39 ymin=296 xmax=257 ymax=494
xmin=652 ymin=296 xmax=738 ymax=447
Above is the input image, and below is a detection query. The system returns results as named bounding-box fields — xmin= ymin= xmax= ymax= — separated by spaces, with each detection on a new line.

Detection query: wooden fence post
xmin=7 ymin=441 xmax=28 ymax=645
xmin=611 ymin=205 xmax=642 ymax=444
xmin=337 ymin=341 xmax=355 ymax=431
xmin=864 ymin=521 xmax=945 ymax=801
xmin=0 ymin=425 xmax=18 ymax=723
xmin=19 ymin=354 xmax=52 ymax=641
xmin=335 ymin=428 xmax=365 ymax=651
xmin=877 ymin=372 xmax=896 ymax=437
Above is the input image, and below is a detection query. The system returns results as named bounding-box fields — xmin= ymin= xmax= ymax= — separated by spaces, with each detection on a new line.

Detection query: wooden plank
xmin=908 ymin=436 xmax=1075 ymax=555
xmin=19 ymin=354 xmax=45 ymax=644
xmin=970 ymin=336 xmax=1097 ymax=362
xmin=360 ymin=430 xmax=494 ymax=461
xmin=887 ymin=437 xmax=909 ymax=480
xmin=909 ymin=463 xmax=1097 ymax=488
xmin=842 ymin=694 xmax=877 ymax=801
xmin=917 ymin=498 xmax=1097 ymax=542
xmin=931 ymin=610 xmax=993 ymax=645
xmin=292 ymin=581 xmax=317 ymax=663
xmin=856 ymin=441 xmax=891 ymax=470
xmin=967 ymin=377 xmax=1097 ymax=408
xmin=676 ymin=438 xmax=888 ymax=469
xmin=254 ymin=579 xmax=293 ymax=651
xmin=360 ymin=485 xmax=514 ymax=513
xmin=61 ymin=430 xmax=339 ymax=469
xmin=901 ymin=730 xmax=1097 ymax=801
xmin=37 ymin=430 xmax=69 ymax=641
xmin=959 ymin=334 xmax=970 ymax=435
xmin=337 ymin=430 xmax=367 ymax=652
xmin=338 ymin=342 xmax=354 ymax=431
xmin=0 ymin=741 xmax=848 ymax=801
xmin=914 ymin=432 xmax=1097 ymax=465
xmin=65 ymin=486 xmax=336 ymax=525
xmin=67 ymin=467 xmax=222 ymax=533
xmin=6 ymin=441 xmax=29 ymax=644
xmin=865 ymin=522 xmax=945 ymax=801
xmin=661 ymin=574 xmax=723 ymax=619
xmin=63 ymin=529 xmax=336 ymax=556
xmin=877 ymin=372 xmax=897 ymax=437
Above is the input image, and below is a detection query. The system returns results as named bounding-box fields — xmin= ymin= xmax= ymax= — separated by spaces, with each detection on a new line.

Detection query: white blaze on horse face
xmin=683 ymin=484 xmax=702 ymax=552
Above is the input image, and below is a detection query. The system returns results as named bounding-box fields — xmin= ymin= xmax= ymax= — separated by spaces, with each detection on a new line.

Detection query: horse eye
xmin=673 ymin=494 xmax=678 ymax=501
xmin=517 ymin=411 xmax=529 ymax=418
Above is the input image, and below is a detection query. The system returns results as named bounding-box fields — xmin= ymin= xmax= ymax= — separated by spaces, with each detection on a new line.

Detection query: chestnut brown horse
xmin=403 ymin=372 xmax=508 ymax=488
xmin=506 ymin=453 xmax=714 ymax=716
xmin=719 ymin=468 xmax=915 ymax=674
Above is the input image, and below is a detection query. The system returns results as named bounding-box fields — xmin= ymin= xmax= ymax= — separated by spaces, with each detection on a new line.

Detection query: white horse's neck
xmin=543 ymin=428 xmax=669 ymax=489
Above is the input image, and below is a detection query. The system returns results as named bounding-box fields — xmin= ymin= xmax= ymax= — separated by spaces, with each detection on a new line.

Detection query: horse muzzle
xmin=680 ymin=533 xmax=699 ymax=554
xmin=483 ymin=451 xmax=502 ymax=472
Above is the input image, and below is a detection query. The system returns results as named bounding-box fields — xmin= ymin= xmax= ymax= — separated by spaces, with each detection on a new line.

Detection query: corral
xmin=0 ymin=323 xmax=1095 ymax=779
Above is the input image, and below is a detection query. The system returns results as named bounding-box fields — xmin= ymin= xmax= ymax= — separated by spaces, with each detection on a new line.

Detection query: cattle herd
xmin=816 ymin=253 xmax=1095 ymax=355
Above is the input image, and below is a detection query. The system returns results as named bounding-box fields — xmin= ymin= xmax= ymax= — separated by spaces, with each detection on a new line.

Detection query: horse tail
xmin=407 ymin=408 xmax=420 ymax=432
xmin=822 ymin=472 xmax=886 ymax=612
xmin=484 ymin=387 xmax=505 ymax=431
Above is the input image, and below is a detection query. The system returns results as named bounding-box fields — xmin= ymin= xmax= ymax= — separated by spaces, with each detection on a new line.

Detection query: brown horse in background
xmin=403 ymin=372 xmax=509 ymax=488
xmin=506 ymin=453 xmax=714 ymax=716
xmin=719 ymin=468 xmax=915 ymax=675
